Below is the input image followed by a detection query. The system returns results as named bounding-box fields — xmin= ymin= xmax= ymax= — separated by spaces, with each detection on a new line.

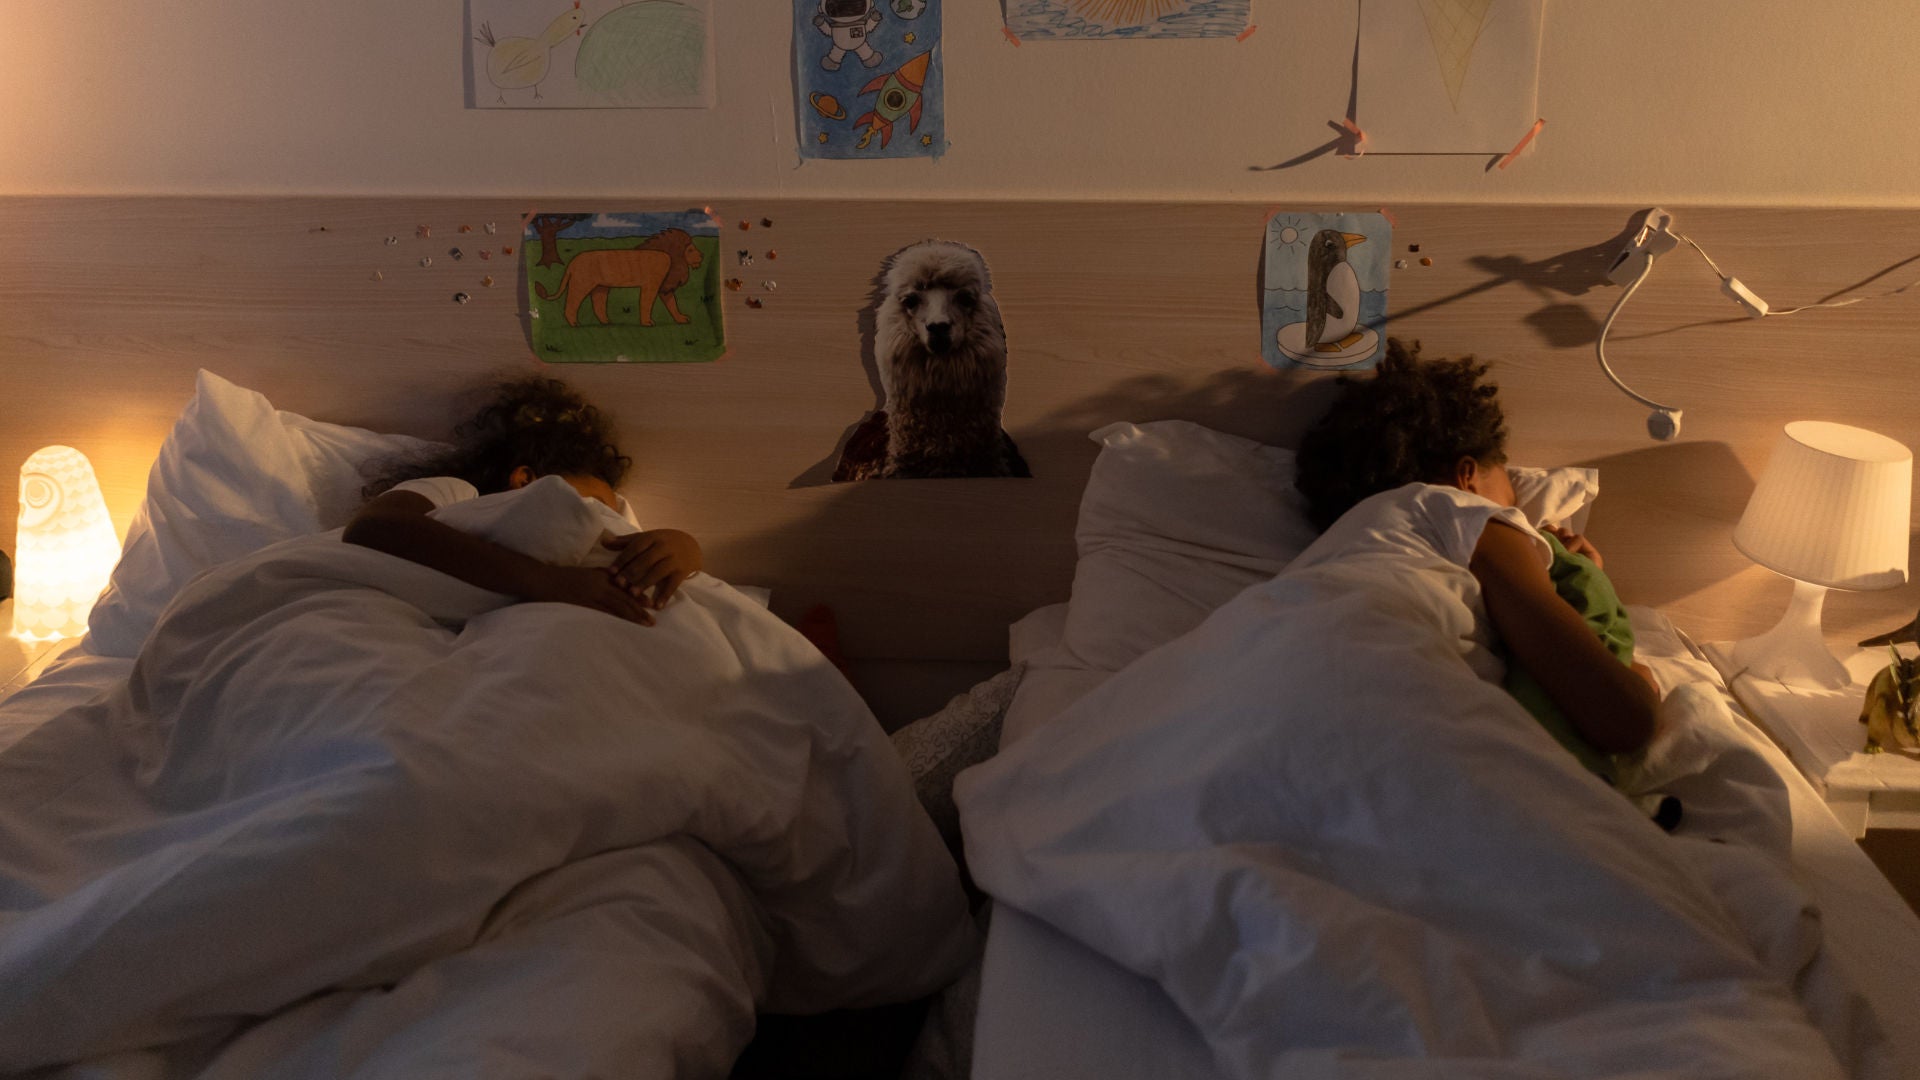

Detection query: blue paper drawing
xmin=1261 ymin=212 xmax=1391 ymax=371
xmin=795 ymin=0 xmax=947 ymax=159
xmin=1004 ymin=0 xmax=1250 ymax=40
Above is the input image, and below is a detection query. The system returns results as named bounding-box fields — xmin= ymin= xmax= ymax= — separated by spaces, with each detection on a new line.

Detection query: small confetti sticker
xmin=760 ymin=217 xmax=774 ymax=228
xmin=481 ymin=275 xmax=495 ymax=287
xmin=453 ymin=292 xmax=471 ymax=304
xmin=458 ymin=224 xmax=474 ymax=233
xmin=1419 ymin=257 xmax=1433 ymax=267
xmin=384 ymin=235 xmax=398 ymax=245
xmin=746 ymin=297 xmax=764 ymax=309
xmin=725 ymin=278 xmax=743 ymax=291
xmin=766 ymin=250 xmax=777 ymax=260
xmin=371 ymin=270 xmax=384 ymax=281
xmin=502 ymin=245 xmax=514 ymax=255
xmin=420 ymin=256 xmax=433 ymax=268
xmin=737 ymin=250 xmax=754 ymax=267
xmin=484 ymin=222 xmax=498 ymax=235
xmin=416 ymin=225 xmax=432 ymax=239
xmin=1409 ymin=243 xmax=1421 ymax=252
xmin=530 ymin=308 xmax=541 ymax=319
xmin=448 ymin=247 xmax=464 ymax=260
xmin=761 ymin=280 xmax=778 ymax=291
xmin=739 ymin=220 xmax=751 ymax=231
xmin=1394 ymin=259 xmax=1408 ymax=269
xmin=479 ymin=250 xmax=493 ymax=260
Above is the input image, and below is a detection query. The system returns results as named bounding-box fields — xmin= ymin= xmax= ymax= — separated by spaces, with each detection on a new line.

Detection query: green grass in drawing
xmin=575 ymin=0 xmax=708 ymax=106
xmin=528 ymin=234 xmax=723 ymax=364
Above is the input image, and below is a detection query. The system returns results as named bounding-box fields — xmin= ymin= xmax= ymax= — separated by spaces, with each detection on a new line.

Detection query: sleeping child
xmin=347 ymin=375 xmax=701 ymax=627
xmin=1290 ymin=338 xmax=1663 ymax=779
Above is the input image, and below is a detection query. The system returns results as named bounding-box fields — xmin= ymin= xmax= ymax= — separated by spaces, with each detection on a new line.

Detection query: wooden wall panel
xmin=3 ymin=198 xmax=1920 ymax=667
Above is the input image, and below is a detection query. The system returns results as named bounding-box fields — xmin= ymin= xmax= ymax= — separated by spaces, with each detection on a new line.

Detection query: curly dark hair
xmin=362 ymin=375 xmax=632 ymax=498
xmin=1293 ymin=338 xmax=1508 ymax=530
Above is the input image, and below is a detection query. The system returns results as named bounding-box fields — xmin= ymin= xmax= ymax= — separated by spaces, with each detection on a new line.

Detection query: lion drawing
xmin=534 ymin=229 xmax=704 ymax=328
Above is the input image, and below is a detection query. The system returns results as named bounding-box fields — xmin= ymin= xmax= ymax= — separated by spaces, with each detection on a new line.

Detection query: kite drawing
xmin=1418 ymin=0 xmax=1492 ymax=108
xmin=1261 ymin=212 xmax=1391 ymax=371
xmin=1356 ymin=0 xmax=1543 ymax=153
xmin=1004 ymin=0 xmax=1250 ymax=39
xmin=467 ymin=0 xmax=716 ymax=109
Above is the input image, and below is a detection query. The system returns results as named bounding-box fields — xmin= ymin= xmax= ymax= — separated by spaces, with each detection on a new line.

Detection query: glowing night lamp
xmin=1726 ymin=423 xmax=1912 ymax=689
xmin=10 ymin=446 xmax=120 ymax=643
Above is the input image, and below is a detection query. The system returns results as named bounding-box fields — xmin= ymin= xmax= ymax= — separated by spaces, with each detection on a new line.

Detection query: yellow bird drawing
xmin=475 ymin=3 xmax=586 ymax=103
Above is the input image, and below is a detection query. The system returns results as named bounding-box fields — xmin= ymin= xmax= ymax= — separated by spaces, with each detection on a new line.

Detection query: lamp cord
xmin=1596 ymin=256 xmax=1681 ymax=413
xmin=1674 ymin=230 xmax=1920 ymax=316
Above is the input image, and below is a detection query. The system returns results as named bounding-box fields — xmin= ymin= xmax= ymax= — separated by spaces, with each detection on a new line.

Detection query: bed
xmin=958 ymin=419 xmax=1920 ymax=1080
xmin=0 ymin=373 xmax=977 ymax=1078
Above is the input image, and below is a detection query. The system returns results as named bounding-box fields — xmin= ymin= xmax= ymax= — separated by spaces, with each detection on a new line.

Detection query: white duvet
xmin=0 ymin=478 xmax=974 ymax=1077
xmin=956 ymin=489 xmax=1861 ymax=1079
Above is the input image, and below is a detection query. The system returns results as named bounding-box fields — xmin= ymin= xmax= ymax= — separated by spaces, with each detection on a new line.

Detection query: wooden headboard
xmin=5 ymin=198 xmax=1920 ymax=720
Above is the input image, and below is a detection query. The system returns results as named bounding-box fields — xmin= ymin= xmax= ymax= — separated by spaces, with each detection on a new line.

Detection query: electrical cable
xmin=1673 ymin=230 xmax=1920 ymax=317
xmin=1595 ymin=255 xmax=1680 ymax=414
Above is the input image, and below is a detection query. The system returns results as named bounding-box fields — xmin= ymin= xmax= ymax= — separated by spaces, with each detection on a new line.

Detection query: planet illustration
xmin=810 ymin=92 xmax=847 ymax=120
xmin=891 ymin=0 xmax=929 ymax=18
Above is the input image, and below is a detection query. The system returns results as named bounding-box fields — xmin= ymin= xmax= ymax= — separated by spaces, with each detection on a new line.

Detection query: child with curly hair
xmin=1292 ymin=339 xmax=1661 ymax=768
xmin=346 ymin=375 xmax=701 ymax=627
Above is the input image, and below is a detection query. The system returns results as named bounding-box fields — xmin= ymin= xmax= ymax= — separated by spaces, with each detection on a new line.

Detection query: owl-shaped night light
xmin=11 ymin=446 xmax=120 ymax=642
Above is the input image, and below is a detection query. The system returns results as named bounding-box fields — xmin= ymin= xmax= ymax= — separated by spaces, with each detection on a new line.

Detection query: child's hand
xmin=603 ymin=529 xmax=704 ymax=609
xmin=526 ymin=565 xmax=655 ymax=626
xmin=1542 ymin=523 xmax=1604 ymax=570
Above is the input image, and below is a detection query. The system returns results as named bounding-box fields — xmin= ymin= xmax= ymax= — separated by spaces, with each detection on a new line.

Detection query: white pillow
xmin=87 ymin=371 xmax=435 ymax=657
xmin=1058 ymin=420 xmax=1599 ymax=675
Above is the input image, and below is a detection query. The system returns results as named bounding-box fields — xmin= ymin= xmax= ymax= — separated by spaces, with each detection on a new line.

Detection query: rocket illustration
xmin=853 ymin=51 xmax=931 ymax=151
xmin=1303 ymin=229 xmax=1368 ymax=352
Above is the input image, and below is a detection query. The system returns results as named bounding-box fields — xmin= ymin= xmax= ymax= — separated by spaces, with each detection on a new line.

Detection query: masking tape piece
xmin=1495 ymin=118 xmax=1546 ymax=171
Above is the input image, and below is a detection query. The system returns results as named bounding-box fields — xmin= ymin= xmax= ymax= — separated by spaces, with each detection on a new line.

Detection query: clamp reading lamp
xmin=1597 ymin=208 xmax=1920 ymax=440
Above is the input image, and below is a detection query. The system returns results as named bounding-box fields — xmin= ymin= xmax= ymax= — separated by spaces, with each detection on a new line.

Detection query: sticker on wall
xmin=1004 ymin=0 xmax=1251 ymax=39
xmin=1356 ymin=0 xmax=1544 ymax=152
xmin=831 ymin=240 xmax=1030 ymax=480
xmin=525 ymin=210 xmax=726 ymax=364
xmin=794 ymin=0 xmax=947 ymax=159
xmin=1261 ymin=212 xmax=1391 ymax=371
xmin=467 ymin=0 xmax=715 ymax=109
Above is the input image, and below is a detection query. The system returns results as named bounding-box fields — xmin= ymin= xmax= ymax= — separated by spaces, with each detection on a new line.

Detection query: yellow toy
xmin=1859 ymin=646 xmax=1920 ymax=754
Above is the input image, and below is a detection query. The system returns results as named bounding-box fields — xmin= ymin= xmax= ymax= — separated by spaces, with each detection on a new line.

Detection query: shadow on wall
xmin=1574 ymin=440 xmax=1756 ymax=611
xmin=723 ymin=365 xmax=1344 ymax=661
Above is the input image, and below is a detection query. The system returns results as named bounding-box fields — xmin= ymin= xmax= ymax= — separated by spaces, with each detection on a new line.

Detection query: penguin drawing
xmin=1303 ymin=229 xmax=1369 ymax=353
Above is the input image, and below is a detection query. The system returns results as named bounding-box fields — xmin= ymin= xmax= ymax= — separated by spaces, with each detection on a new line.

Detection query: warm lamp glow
xmin=11 ymin=446 xmax=120 ymax=643
xmin=1729 ymin=422 xmax=1913 ymax=689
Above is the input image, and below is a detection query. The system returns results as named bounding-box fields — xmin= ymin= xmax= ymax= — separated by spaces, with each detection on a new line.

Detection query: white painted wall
xmin=5 ymin=1 xmax=1917 ymax=206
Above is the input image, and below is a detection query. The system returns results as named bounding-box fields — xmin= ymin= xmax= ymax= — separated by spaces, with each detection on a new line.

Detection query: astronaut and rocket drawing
xmin=1261 ymin=212 xmax=1392 ymax=370
xmin=796 ymin=0 xmax=945 ymax=160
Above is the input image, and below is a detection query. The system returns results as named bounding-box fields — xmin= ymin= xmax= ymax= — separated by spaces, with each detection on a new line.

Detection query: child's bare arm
xmin=604 ymin=529 xmax=703 ymax=609
xmin=1471 ymin=521 xmax=1659 ymax=754
xmin=343 ymin=491 xmax=655 ymax=625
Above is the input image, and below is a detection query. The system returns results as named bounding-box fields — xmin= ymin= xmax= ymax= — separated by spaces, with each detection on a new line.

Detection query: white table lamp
xmin=1729 ymin=422 xmax=1912 ymax=689
xmin=11 ymin=446 xmax=120 ymax=643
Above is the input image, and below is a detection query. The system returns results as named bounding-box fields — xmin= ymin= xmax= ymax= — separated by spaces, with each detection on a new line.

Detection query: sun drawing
xmin=1065 ymin=0 xmax=1192 ymax=26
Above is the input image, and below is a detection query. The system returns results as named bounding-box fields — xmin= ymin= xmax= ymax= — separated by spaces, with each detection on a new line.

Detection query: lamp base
xmin=1727 ymin=579 xmax=1852 ymax=690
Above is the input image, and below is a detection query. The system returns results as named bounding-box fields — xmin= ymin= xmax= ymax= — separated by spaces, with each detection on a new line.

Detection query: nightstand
xmin=1703 ymin=642 xmax=1920 ymax=838
xmin=0 ymin=600 xmax=80 ymax=704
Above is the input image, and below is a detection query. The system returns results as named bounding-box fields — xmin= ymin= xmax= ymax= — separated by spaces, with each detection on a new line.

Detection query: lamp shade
xmin=1733 ymin=421 xmax=1912 ymax=591
xmin=11 ymin=446 xmax=120 ymax=642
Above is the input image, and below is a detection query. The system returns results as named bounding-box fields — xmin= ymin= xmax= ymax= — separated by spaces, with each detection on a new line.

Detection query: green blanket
xmin=1502 ymin=531 xmax=1635 ymax=781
